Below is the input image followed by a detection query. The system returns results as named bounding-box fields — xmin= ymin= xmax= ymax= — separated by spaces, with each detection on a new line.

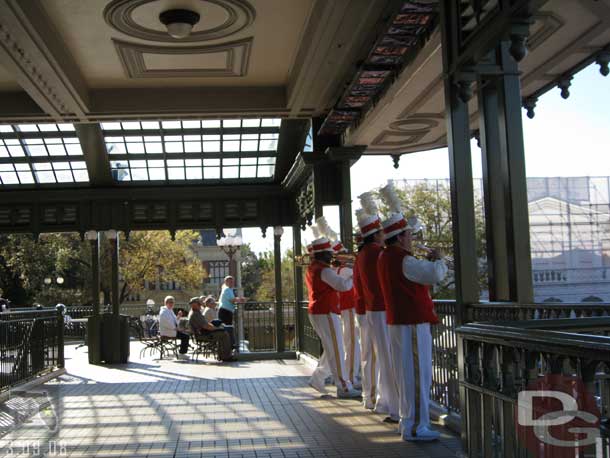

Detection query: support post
xmin=478 ymin=75 xmax=511 ymax=301
xmin=497 ymin=41 xmax=533 ymax=304
xmin=273 ymin=227 xmax=284 ymax=353
xmin=109 ymin=232 xmax=120 ymax=316
xmin=338 ymin=160 xmax=353 ymax=252
xmin=293 ymin=225 xmax=304 ymax=352
xmin=88 ymin=233 xmax=101 ymax=316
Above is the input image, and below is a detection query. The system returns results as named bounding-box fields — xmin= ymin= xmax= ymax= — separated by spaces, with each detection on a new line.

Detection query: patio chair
xmin=191 ymin=332 xmax=221 ymax=361
xmin=130 ymin=318 xmax=166 ymax=359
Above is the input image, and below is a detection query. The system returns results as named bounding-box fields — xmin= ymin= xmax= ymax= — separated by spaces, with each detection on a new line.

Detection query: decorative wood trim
xmin=113 ymin=38 xmax=252 ymax=79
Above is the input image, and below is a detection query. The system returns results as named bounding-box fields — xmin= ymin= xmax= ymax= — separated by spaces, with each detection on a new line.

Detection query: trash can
xmin=92 ymin=313 xmax=130 ymax=364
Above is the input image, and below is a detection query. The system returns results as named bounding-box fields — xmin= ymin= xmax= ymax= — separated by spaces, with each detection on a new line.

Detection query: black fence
xmin=237 ymin=301 xmax=298 ymax=352
xmin=0 ymin=309 xmax=64 ymax=393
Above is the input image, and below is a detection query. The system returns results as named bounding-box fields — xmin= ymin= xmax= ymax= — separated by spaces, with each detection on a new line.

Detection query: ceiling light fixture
xmin=159 ymin=9 xmax=201 ymax=39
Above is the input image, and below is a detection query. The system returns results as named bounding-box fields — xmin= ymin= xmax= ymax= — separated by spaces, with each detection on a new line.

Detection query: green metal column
xmin=293 ymin=225 xmax=304 ymax=352
xmin=89 ymin=233 xmax=101 ymax=315
xmin=274 ymin=228 xmax=284 ymax=353
xmin=110 ymin=233 xmax=120 ymax=316
xmin=497 ymin=41 xmax=534 ymax=304
xmin=338 ymin=160 xmax=353 ymax=252
xmin=478 ymin=76 xmax=511 ymax=301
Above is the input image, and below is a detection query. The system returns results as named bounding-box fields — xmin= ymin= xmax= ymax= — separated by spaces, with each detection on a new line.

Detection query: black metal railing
xmin=0 ymin=309 xmax=64 ymax=393
xmin=458 ymin=318 xmax=610 ymax=457
xmin=431 ymin=300 xmax=460 ymax=413
xmin=237 ymin=301 xmax=298 ymax=352
xmin=300 ymin=305 xmax=322 ymax=358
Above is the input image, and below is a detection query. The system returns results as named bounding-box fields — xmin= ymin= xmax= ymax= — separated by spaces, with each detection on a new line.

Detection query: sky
xmin=243 ymin=63 xmax=610 ymax=254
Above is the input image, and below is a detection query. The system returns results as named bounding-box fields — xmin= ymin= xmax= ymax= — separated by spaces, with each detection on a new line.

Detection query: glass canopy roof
xmin=101 ymin=118 xmax=281 ymax=182
xmin=0 ymin=123 xmax=89 ymax=187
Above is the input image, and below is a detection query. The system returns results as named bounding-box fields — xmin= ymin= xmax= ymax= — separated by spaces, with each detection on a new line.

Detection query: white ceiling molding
xmin=113 ymin=38 xmax=253 ymax=78
xmin=103 ymin=0 xmax=256 ymax=43
xmin=0 ymin=0 xmax=90 ymax=121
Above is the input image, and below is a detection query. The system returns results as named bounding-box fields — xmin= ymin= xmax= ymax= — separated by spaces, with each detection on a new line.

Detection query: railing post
xmin=274 ymin=227 xmax=284 ymax=353
xmin=57 ymin=309 xmax=64 ymax=369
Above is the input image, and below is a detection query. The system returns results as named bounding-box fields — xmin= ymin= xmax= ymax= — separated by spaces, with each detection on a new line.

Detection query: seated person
xmin=201 ymin=296 xmax=219 ymax=324
xmin=159 ymin=295 xmax=190 ymax=360
xmin=187 ymin=297 xmax=234 ymax=362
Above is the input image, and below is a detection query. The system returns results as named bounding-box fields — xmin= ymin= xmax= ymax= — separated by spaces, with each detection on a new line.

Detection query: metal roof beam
xmin=74 ymin=124 xmax=114 ymax=187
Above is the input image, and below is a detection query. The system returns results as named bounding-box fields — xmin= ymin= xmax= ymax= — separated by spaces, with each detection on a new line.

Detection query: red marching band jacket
xmin=337 ymin=266 xmax=356 ymax=311
xmin=306 ymin=260 xmax=340 ymax=315
xmin=355 ymin=243 xmax=386 ymax=312
xmin=377 ymin=244 xmax=439 ymax=325
xmin=352 ymin=261 xmax=366 ymax=315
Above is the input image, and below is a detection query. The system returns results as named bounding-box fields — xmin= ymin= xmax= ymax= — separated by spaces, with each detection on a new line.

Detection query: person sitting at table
xmin=159 ymin=295 xmax=190 ymax=360
xmin=188 ymin=297 xmax=235 ymax=362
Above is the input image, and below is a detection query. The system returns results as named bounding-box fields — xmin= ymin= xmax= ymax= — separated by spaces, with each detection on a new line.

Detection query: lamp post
xmin=217 ymin=231 xmax=243 ymax=280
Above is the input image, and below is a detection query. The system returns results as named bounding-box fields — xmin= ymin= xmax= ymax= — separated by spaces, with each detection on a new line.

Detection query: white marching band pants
xmin=308 ymin=313 xmax=353 ymax=392
xmin=367 ymin=310 xmax=399 ymax=418
xmin=341 ymin=308 xmax=361 ymax=385
xmin=356 ymin=312 xmax=376 ymax=407
xmin=388 ymin=323 xmax=433 ymax=436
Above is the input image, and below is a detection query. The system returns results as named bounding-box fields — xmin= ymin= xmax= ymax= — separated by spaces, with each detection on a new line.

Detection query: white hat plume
xmin=358 ymin=192 xmax=378 ymax=216
xmin=379 ymin=180 xmax=403 ymax=215
xmin=315 ymin=216 xmax=338 ymax=241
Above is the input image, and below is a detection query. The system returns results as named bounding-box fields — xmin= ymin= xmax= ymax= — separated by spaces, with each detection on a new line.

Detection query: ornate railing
xmin=0 ymin=310 xmax=64 ymax=392
xmin=469 ymin=302 xmax=610 ymax=322
xmin=458 ymin=318 xmax=610 ymax=457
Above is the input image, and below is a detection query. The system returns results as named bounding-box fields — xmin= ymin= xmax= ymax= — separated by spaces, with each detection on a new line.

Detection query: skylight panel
xmin=102 ymin=118 xmax=280 ymax=183
xmin=0 ymin=122 xmax=87 ymax=186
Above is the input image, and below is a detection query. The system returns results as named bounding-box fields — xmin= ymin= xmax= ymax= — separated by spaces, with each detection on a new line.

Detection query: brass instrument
xmin=415 ymin=243 xmax=455 ymax=269
xmin=294 ymin=252 xmax=356 ymax=267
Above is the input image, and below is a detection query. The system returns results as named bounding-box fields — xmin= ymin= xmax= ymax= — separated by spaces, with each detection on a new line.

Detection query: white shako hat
xmin=311 ymin=237 xmax=334 ymax=253
xmin=356 ymin=191 xmax=382 ymax=238
xmin=332 ymin=240 xmax=346 ymax=253
xmin=382 ymin=213 xmax=409 ymax=239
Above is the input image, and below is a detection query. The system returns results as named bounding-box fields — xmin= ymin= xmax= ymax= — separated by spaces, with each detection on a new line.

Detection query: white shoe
xmin=363 ymin=400 xmax=375 ymax=410
xmin=337 ymin=387 xmax=362 ymax=399
xmin=373 ymin=402 xmax=389 ymax=415
xmin=402 ymin=426 xmax=441 ymax=442
xmin=308 ymin=379 xmax=327 ymax=394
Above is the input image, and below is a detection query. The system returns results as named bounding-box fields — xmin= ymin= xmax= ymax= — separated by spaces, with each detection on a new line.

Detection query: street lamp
xmin=217 ymin=230 xmax=243 ymax=278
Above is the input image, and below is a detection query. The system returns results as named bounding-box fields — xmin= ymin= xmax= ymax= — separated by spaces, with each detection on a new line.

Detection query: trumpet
xmin=293 ymin=252 xmax=356 ymax=267
xmin=415 ymin=243 xmax=455 ymax=269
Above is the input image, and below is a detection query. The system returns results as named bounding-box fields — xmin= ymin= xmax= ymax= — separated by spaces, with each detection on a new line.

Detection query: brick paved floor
xmin=1 ymin=343 xmax=463 ymax=458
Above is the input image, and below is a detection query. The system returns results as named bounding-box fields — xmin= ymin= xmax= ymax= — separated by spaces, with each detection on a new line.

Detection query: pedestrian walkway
xmin=0 ymin=342 xmax=462 ymax=457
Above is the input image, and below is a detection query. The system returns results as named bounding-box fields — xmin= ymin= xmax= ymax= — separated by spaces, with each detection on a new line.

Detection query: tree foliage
xmin=0 ymin=230 xmax=206 ymax=306
xmin=254 ymin=250 xmax=295 ymax=302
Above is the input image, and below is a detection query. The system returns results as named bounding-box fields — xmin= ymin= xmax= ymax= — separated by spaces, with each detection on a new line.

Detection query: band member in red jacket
xmin=378 ymin=213 xmax=448 ymax=441
xmin=355 ymin=198 xmax=399 ymax=422
xmin=332 ymin=239 xmax=361 ymax=391
xmin=306 ymin=237 xmax=361 ymax=399
xmin=353 ymin=231 xmax=378 ymax=409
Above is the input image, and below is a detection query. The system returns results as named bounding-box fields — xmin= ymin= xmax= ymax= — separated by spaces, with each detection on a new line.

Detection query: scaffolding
xmin=393 ymin=177 xmax=610 ymax=303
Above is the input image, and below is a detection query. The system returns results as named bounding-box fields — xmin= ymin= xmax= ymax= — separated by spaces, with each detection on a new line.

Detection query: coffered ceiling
xmin=0 ymin=0 xmax=390 ymax=122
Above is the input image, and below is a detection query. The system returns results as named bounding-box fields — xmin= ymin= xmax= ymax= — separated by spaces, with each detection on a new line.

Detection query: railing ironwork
xmin=458 ymin=318 xmax=610 ymax=457
xmin=0 ymin=310 xmax=64 ymax=393
xmin=236 ymin=301 xmax=297 ymax=353
xmin=431 ymin=301 xmax=460 ymax=413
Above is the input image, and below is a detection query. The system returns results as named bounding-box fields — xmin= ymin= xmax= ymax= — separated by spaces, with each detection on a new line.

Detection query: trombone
xmin=294 ymin=252 xmax=356 ymax=267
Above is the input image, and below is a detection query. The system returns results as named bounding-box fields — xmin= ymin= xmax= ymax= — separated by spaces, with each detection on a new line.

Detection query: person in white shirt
xmin=158 ymin=296 xmax=190 ymax=359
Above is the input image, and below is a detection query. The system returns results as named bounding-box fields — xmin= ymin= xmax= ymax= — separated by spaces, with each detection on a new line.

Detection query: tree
xmin=253 ymin=249 xmax=295 ymax=302
xmin=112 ymin=230 xmax=206 ymax=304
xmin=0 ymin=230 xmax=207 ymax=306
xmin=375 ymin=181 xmax=487 ymax=299
xmin=240 ymin=244 xmax=263 ymax=299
